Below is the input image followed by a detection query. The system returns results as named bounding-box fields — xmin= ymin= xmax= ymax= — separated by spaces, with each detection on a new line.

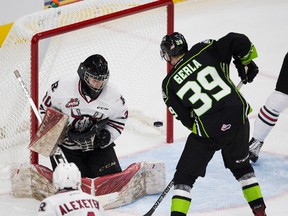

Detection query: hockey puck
xmin=153 ymin=121 xmax=163 ymax=127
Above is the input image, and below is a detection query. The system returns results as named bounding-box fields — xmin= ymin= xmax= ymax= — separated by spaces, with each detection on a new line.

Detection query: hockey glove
xmin=67 ymin=118 xmax=109 ymax=152
xmin=233 ymin=58 xmax=259 ymax=84
xmin=246 ymin=61 xmax=259 ymax=83
xmin=94 ymin=129 xmax=111 ymax=149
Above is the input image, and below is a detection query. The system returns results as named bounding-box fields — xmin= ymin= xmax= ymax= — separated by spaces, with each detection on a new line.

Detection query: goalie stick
xmin=14 ymin=70 xmax=42 ymax=124
xmin=143 ymin=80 xmax=244 ymax=216
xmin=14 ymin=70 xmax=68 ymax=164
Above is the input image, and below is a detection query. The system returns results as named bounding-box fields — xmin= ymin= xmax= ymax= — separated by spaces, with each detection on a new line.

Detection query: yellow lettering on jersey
xmin=173 ymin=59 xmax=202 ymax=84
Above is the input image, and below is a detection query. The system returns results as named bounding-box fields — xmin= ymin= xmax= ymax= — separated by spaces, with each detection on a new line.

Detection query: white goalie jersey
xmin=39 ymin=74 xmax=128 ymax=150
xmin=38 ymin=189 xmax=104 ymax=216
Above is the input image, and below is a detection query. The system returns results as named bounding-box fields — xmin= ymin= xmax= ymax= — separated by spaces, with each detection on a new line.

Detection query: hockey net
xmin=0 ymin=0 xmax=174 ymax=166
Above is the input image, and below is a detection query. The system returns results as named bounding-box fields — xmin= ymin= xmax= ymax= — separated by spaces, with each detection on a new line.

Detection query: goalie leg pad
xmin=11 ymin=163 xmax=56 ymax=201
xmin=96 ymin=162 xmax=146 ymax=209
xmin=83 ymin=161 xmax=165 ymax=209
xmin=144 ymin=161 xmax=166 ymax=195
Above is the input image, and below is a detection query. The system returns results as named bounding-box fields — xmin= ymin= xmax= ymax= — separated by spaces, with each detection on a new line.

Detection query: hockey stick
xmin=14 ymin=70 xmax=68 ymax=164
xmin=237 ymin=80 xmax=243 ymax=89
xmin=14 ymin=70 xmax=42 ymax=124
xmin=143 ymin=179 xmax=174 ymax=216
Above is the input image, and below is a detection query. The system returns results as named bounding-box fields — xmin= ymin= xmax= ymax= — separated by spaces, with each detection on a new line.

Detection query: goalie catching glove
xmin=67 ymin=118 xmax=110 ymax=152
xmin=233 ymin=58 xmax=259 ymax=84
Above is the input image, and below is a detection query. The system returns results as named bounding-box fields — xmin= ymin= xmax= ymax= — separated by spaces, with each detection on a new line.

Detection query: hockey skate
xmin=249 ymin=138 xmax=264 ymax=163
xmin=252 ymin=204 xmax=267 ymax=216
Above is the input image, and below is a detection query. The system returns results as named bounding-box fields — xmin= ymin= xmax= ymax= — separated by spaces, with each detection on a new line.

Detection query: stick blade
xmin=143 ymin=209 xmax=154 ymax=216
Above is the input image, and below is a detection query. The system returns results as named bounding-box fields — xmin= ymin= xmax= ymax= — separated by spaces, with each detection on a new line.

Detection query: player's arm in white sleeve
xmin=98 ymin=94 xmax=128 ymax=149
xmin=38 ymin=198 xmax=57 ymax=216
xmin=39 ymin=80 xmax=61 ymax=119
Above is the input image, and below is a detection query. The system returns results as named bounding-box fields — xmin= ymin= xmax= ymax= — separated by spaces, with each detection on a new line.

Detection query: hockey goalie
xmin=11 ymin=107 xmax=166 ymax=209
xmin=11 ymin=54 xmax=166 ymax=209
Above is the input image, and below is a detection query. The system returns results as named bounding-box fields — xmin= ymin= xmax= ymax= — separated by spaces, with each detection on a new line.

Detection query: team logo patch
xmin=65 ymin=98 xmax=79 ymax=108
xmin=201 ymin=39 xmax=212 ymax=44
xmin=97 ymin=106 xmax=109 ymax=110
xmin=221 ymin=123 xmax=231 ymax=131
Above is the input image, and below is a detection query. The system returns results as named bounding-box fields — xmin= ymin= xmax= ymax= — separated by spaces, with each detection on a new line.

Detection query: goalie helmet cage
xmin=0 ymin=0 xmax=174 ymax=165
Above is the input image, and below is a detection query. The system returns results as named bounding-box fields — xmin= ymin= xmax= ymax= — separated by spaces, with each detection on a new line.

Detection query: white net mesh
xmin=0 ymin=0 xmax=172 ymax=165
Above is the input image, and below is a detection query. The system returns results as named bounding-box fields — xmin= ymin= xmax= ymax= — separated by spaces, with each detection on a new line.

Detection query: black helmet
xmin=77 ymin=54 xmax=109 ymax=97
xmin=160 ymin=32 xmax=188 ymax=60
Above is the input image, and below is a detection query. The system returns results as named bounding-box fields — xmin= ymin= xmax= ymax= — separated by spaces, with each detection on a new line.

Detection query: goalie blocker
xmin=10 ymin=161 xmax=166 ymax=209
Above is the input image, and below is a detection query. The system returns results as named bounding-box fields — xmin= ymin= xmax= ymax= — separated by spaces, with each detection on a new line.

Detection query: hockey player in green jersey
xmin=160 ymin=32 xmax=266 ymax=216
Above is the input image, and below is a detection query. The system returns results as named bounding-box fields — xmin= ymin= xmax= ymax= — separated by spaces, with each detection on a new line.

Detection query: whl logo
xmin=221 ymin=124 xmax=231 ymax=131
xmin=65 ymin=98 xmax=79 ymax=108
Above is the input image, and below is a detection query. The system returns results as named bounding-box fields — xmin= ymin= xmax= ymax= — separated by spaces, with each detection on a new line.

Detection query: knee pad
xmin=230 ymin=164 xmax=254 ymax=180
xmin=174 ymin=184 xmax=192 ymax=192
xmin=173 ymin=170 xmax=197 ymax=187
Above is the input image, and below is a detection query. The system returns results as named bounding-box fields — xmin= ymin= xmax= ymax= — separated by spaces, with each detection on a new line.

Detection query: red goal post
xmin=0 ymin=0 xmax=174 ymax=166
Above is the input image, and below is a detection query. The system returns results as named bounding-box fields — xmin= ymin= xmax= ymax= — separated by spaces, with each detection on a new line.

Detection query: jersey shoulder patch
xmin=200 ymin=39 xmax=213 ymax=44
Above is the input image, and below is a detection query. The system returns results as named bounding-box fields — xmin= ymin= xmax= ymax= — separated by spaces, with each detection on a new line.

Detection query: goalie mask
xmin=78 ymin=54 xmax=109 ymax=98
xmin=160 ymin=32 xmax=188 ymax=62
xmin=53 ymin=162 xmax=81 ymax=190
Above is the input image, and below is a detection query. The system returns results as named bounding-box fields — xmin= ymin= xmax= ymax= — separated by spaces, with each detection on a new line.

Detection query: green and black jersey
xmin=162 ymin=32 xmax=257 ymax=138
